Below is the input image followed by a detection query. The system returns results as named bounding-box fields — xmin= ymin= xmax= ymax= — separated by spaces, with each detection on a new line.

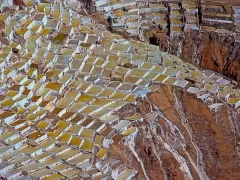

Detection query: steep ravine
xmin=110 ymin=85 xmax=240 ymax=180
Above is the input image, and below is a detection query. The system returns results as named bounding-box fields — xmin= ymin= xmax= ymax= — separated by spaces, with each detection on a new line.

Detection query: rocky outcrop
xmin=181 ymin=31 xmax=240 ymax=84
xmin=147 ymin=28 xmax=240 ymax=84
xmin=12 ymin=0 xmax=25 ymax=9
xmin=110 ymin=84 xmax=240 ymax=179
xmin=63 ymin=0 xmax=96 ymax=15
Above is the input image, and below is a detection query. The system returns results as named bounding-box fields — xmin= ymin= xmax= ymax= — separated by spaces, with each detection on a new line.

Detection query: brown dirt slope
xmin=110 ymin=84 xmax=240 ymax=180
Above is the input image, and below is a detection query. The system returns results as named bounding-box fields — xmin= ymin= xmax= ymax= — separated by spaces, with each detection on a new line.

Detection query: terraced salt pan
xmin=0 ymin=1 xmax=239 ymax=179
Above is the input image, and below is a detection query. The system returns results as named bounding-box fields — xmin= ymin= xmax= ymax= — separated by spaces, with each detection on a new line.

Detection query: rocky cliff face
xmin=178 ymin=31 xmax=240 ymax=84
xmin=110 ymin=84 xmax=240 ymax=180
xmin=145 ymin=28 xmax=240 ymax=85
